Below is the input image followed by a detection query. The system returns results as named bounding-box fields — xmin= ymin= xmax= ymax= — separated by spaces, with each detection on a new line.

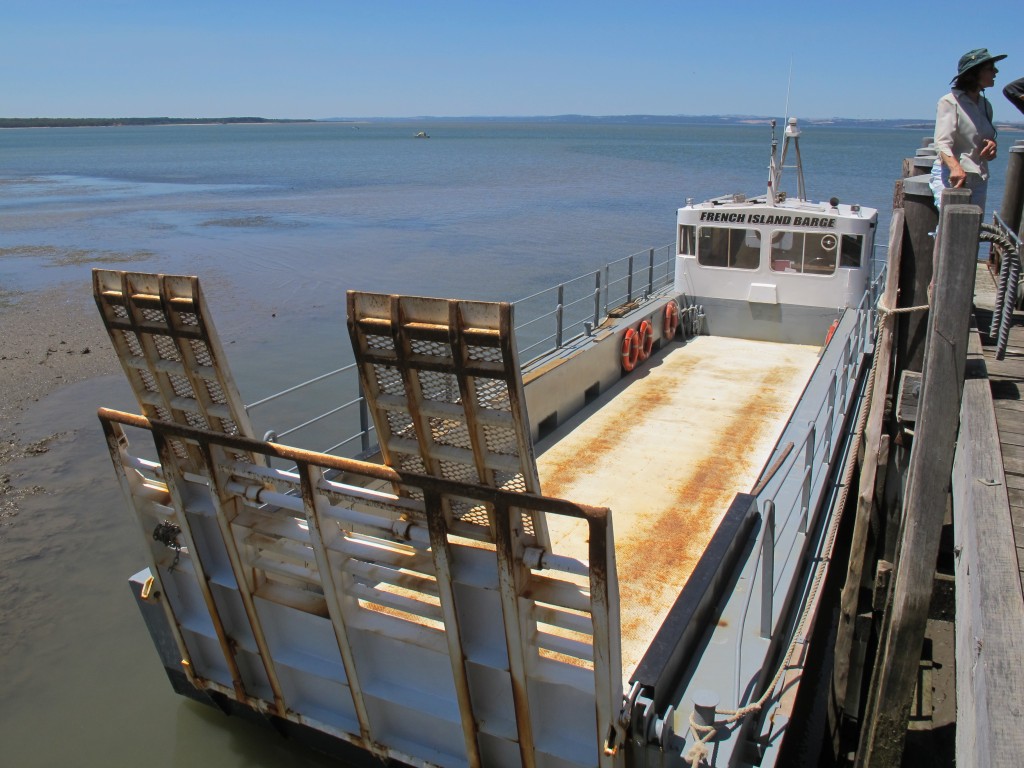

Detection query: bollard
xmin=692 ymin=689 xmax=719 ymax=734
xmin=999 ymin=144 xmax=1024 ymax=236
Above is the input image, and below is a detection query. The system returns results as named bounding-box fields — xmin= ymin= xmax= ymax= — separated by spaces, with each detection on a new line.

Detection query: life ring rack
xmin=664 ymin=301 xmax=680 ymax=339
xmin=621 ymin=328 xmax=640 ymax=372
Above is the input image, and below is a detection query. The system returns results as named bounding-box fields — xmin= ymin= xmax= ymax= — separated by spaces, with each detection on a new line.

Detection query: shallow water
xmin=0 ymin=120 xmax=1009 ymax=765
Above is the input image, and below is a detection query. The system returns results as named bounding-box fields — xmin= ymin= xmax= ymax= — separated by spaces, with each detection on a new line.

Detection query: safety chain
xmin=152 ymin=520 xmax=183 ymax=569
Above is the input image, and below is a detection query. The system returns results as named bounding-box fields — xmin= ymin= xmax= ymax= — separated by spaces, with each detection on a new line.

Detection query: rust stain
xmin=614 ymin=363 xmax=800 ymax=646
xmin=540 ymin=357 xmax=698 ymax=500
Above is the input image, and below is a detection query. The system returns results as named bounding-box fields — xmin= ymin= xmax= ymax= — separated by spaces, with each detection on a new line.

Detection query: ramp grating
xmin=347 ymin=291 xmax=549 ymax=548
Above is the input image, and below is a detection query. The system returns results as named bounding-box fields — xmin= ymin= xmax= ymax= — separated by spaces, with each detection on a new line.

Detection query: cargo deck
xmin=536 ymin=336 xmax=820 ymax=676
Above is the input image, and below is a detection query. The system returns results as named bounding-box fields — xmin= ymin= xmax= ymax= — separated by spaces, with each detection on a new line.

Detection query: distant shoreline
xmin=0 ymin=117 xmax=315 ymax=129
xmin=4 ymin=115 xmax=1022 ymax=132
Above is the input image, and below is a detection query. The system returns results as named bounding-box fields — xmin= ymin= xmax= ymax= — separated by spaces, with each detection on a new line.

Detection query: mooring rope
xmin=876 ymin=301 xmax=930 ymax=317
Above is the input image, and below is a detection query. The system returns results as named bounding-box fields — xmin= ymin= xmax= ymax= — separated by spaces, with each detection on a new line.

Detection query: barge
xmin=96 ymin=119 xmax=879 ymax=766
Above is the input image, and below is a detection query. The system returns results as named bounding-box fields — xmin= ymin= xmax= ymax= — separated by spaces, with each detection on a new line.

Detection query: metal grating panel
xmin=92 ymin=269 xmax=259 ymax=472
xmin=346 ymin=291 xmax=548 ymax=549
xmin=100 ymin=409 xmax=623 ymax=768
xmin=96 ymin=276 xmax=623 ymax=766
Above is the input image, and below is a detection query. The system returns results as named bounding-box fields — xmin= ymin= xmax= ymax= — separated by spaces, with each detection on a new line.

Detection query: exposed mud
xmin=0 ymin=282 xmax=120 ymax=524
xmin=0 ymin=244 xmax=156 ymax=266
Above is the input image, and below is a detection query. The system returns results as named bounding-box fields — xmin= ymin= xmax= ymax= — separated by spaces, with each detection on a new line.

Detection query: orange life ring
xmin=621 ymin=328 xmax=640 ymax=372
xmin=824 ymin=319 xmax=839 ymax=347
xmin=664 ymin=302 xmax=680 ymax=339
xmin=637 ymin=319 xmax=654 ymax=361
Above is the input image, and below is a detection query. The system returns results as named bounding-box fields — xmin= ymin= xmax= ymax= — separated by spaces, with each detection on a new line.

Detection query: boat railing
xmin=244 ymin=243 xmax=675 ymax=459
xmin=731 ymin=261 xmax=884 ymax=709
xmin=515 ymin=244 xmax=675 ymax=359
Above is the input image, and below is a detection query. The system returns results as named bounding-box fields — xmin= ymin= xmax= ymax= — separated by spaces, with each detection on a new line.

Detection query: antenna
xmin=783 ymin=58 xmax=794 ymax=125
xmin=768 ymin=119 xmax=779 ymax=201
xmin=772 ymin=60 xmax=806 ymax=202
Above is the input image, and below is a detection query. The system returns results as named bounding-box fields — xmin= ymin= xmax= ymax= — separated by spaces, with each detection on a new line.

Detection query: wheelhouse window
xmin=840 ymin=234 xmax=863 ymax=268
xmin=679 ymin=225 xmax=696 ymax=256
xmin=697 ymin=227 xmax=760 ymax=270
xmin=769 ymin=231 xmax=839 ymax=275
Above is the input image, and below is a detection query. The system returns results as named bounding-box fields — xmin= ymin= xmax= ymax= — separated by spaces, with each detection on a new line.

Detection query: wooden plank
xmin=995 ymin=430 xmax=1024 ymax=448
xmin=1000 ymin=453 xmax=1024 ymax=476
xmin=991 ymin=398 xmax=1024 ymax=414
xmin=1009 ymin=485 xmax=1024 ymax=507
xmin=949 ymin=349 xmax=1024 ymax=766
xmin=858 ymin=203 xmax=981 ymax=766
xmin=992 ymin=414 xmax=1024 ymax=436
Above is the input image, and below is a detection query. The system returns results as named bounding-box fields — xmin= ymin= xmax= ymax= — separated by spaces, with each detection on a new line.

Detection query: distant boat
xmin=414 ymin=130 xmax=429 ymax=138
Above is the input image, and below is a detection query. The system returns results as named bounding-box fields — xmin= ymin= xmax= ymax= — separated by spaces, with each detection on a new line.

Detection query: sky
xmin=3 ymin=0 xmax=1022 ymax=122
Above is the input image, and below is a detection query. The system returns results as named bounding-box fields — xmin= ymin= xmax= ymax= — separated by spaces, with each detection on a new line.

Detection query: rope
xmin=684 ymin=339 xmax=877 ymax=765
xmin=876 ymin=301 xmax=929 ymax=317
xmin=983 ymin=227 xmax=1021 ymax=360
xmin=875 ymin=228 xmax=1018 ymax=325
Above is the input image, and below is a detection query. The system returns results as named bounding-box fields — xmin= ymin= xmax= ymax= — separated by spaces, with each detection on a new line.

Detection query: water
xmin=0 ymin=120 xmax=1008 ymax=766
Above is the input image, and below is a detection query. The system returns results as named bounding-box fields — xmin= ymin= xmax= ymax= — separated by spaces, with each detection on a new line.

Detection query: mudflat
xmin=0 ymin=283 xmax=119 ymax=518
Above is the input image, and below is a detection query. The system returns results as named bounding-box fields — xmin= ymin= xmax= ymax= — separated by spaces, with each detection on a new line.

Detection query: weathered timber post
xmin=893 ymin=173 xmax=937 ymax=376
xmin=857 ymin=202 xmax=982 ymax=767
xmin=881 ymin=184 xmax=970 ymax=567
xmin=999 ymin=142 xmax=1024 ymax=235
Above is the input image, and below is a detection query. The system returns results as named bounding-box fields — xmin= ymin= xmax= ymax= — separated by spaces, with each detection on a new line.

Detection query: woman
xmin=930 ymin=48 xmax=1007 ymax=214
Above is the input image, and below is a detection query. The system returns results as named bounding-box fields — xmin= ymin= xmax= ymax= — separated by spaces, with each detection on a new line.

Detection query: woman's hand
xmin=980 ymin=138 xmax=998 ymax=160
xmin=948 ymin=163 xmax=967 ymax=187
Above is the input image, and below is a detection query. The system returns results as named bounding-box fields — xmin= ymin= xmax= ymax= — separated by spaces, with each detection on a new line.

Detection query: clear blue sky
xmin=3 ymin=0 xmax=1021 ymax=121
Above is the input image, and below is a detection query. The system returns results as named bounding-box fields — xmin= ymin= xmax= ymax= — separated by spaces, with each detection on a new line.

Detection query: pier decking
xmin=974 ymin=263 xmax=1024 ymax=592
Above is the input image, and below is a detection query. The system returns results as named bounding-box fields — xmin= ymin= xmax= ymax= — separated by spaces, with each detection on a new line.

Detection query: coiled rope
xmin=685 ymin=338 xmax=878 ymax=765
xmin=981 ymin=224 xmax=1021 ymax=361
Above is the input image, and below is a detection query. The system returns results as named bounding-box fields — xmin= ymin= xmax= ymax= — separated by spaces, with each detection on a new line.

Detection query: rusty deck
xmin=535 ymin=335 xmax=821 ymax=676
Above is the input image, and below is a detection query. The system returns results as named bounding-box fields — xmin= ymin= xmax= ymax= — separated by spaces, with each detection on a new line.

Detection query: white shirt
xmin=934 ymin=88 xmax=996 ymax=179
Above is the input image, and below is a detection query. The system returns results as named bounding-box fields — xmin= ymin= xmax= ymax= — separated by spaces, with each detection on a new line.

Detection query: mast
xmin=767 ymin=119 xmax=780 ymax=201
xmin=778 ymin=117 xmax=806 ymax=201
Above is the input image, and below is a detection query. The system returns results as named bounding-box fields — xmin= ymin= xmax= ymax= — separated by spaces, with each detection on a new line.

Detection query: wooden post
xmin=857 ymin=203 xmax=981 ymax=767
xmin=882 ymin=186 xmax=970 ymax=566
xmin=893 ymin=181 xmax=937 ymax=377
xmin=1000 ymin=142 xmax=1024 ymax=235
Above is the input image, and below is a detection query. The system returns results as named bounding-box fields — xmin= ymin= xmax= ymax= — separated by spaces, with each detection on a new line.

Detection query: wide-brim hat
xmin=953 ymin=48 xmax=1007 ymax=81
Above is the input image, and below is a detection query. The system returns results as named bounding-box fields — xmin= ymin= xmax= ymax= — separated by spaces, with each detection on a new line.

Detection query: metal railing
xmin=514 ymin=244 xmax=674 ymax=359
xmin=245 ymin=243 xmax=675 ymax=458
xmin=734 ymin=260 xmax=885 ymax=704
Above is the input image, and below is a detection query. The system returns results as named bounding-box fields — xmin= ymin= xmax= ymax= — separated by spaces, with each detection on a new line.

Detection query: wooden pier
xmin=975 ymin=272 xmax=1024 ymax=593
xmin=830 ymin=141 xmax=1024 ymax=767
